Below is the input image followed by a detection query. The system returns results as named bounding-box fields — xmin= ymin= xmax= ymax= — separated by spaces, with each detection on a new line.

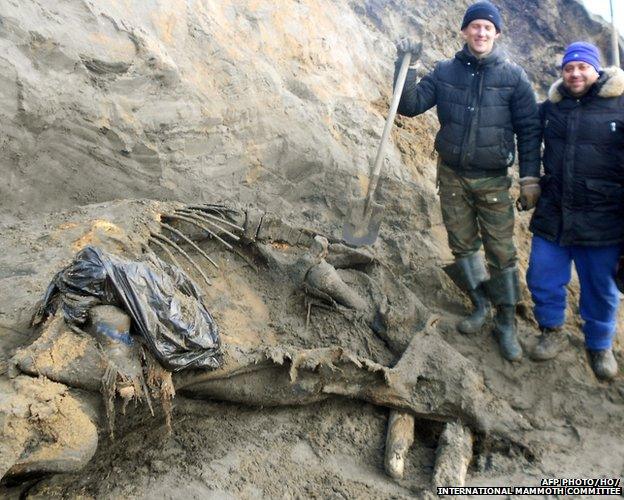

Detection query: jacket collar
xmin=547 ymin=66 xmax=624 ymax=103
xmin=455 ymin=44 xmax=502 ymax=67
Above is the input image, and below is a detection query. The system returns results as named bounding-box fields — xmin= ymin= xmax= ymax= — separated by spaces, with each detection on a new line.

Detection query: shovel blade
xmin=342 ymin=199 xmax=384 ymax=247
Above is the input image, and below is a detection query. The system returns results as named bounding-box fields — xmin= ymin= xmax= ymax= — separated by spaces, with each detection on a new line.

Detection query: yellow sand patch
xmin=151 ymin=15 xmax=176 ymax=45
xmin=271 ymin=242 xmax=291 ymax=251
xmin=245 ymin=163 xmax=263 ymax=186
xmin=87 ymin=32 xmax=136 ymax=59
xmin=71 ymin=220 xmax=126 ymax=252
xmin=30 ymin=316 xmax=92 ymax=375
xmin=357 ymin=173 xmax=370 ymax=196
xmin=6 ymin=376 xmax=97 ymax=471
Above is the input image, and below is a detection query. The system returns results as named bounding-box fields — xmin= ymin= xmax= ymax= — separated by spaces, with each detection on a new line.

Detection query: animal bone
xmin=433 ymin=422 xmax=473 ymax=488
xmin=1 ymin=201 xmax=532 ymax=486
xmin=159 ymin=222 xmax=219 ymax=269
xmin=176 ymin=208 xmax=243 ymax=239
xmin=164 ymin=212 xmax=236 ymax=249
xmin=149 ymin=233 xmax=213 ymax=286
xmin=384 ymin=410 xmax=415 ymax=479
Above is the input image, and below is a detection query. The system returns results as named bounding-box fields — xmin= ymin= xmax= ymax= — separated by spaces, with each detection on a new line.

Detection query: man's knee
xmin=483 ymin=239 xmax=517 ymax=271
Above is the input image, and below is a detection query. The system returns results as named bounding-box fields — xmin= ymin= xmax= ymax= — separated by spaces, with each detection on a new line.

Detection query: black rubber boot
xmin=458 ymin=284 xmax=490 ymax=334
xmin=443 ymin=253 xmax=490 ymax=335
xmin=586 ymin=349 xmax=618 ymax=381
xmin=485 ymin=268 xmax=522 ymax=362
xmin=493 ymin=305 xmax=522 ymax=361
xmin=530 ymin=326 xmax=567 ymax=361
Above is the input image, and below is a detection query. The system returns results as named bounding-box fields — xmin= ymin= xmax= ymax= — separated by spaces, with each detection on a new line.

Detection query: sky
xmin=583 ymin=0 xmax=624 ymax=35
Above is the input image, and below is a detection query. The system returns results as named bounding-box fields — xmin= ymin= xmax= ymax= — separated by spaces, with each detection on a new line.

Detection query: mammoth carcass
xmin=1 ymin=200 xmax=532 ymax=488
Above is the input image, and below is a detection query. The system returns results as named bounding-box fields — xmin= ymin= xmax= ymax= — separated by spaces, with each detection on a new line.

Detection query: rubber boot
xmin=485 ymin=268 xmax=522 ymax=362
xmin=530 ymin=326 xmax=567 ymax=361
xmin=458 ymin=284 xmax=489 ymax=334
xmin=586 ymin=349 xmax=618 ymax=381
xmin=443 ymin=253 xmax=490 ymax=335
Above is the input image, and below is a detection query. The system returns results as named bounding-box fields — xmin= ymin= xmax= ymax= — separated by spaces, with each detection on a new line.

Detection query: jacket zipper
xmin=460 ymin=61 xmax=485 ymax=168
xmin=560 ymin=99 xmax=581 ymax=244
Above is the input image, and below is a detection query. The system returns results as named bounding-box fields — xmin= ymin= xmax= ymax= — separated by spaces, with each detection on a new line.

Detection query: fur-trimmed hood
xmin=547 ymin=66 xmax=624 ymax=103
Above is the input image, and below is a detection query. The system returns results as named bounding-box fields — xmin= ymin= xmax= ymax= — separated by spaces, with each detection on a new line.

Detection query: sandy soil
xmin=0 ymin=1 xmax=623 ymax=497
xmin=0 ymin=198 xmax=622 ymax=498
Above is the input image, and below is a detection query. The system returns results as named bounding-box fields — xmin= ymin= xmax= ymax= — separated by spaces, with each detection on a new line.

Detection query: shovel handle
xmin=365 ymin=51 xmax=412 ymax=203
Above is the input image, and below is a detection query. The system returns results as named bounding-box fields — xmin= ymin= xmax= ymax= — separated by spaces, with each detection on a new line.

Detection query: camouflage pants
xmin=437 ymin=162 xmax=517 ymax=271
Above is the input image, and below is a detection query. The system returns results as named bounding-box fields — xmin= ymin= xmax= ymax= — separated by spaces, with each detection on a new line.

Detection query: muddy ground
xmin=0 ymin=196 xmax=622 ymax=498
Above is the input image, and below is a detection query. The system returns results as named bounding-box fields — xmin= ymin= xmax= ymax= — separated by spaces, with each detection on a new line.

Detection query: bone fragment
xmin=147 ymin=236 xmax=182 ymax=270
xmin=163 ymin=214 xmax=239 ymax=250
xmin=305 ymin=260 xmax=368 ymax=311
xmin=186 ymin=204 xmax=241 ymax=221
xmin=159 ymin=222 xmax=219 ymax=269
xmin=432 ymin=421 xmax=473 ymax=488
xmin=150 ymin=233 xmax=213 ymax=287
xmin=384 ymin=410 xmax=415 ymax=479
xmin=177 ymin=208 xmax=243 ymax=234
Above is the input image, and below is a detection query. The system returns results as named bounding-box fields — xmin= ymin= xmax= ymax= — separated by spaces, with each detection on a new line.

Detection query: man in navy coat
xmin=527 ymin=42 xmax=624 ymax=380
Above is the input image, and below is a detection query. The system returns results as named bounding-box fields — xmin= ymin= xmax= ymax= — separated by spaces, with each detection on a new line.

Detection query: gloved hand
xmin=396 ymin=38 xmax=422 ymax=59
xmin=518 ymin=177 xmax=541 ymax=211
xmin=616 ymin=255 xmax=624 ymax=294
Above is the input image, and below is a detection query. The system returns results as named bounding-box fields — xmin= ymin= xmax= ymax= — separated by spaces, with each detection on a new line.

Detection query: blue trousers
xmin=527 ymin=235 xmax=622 ymax=351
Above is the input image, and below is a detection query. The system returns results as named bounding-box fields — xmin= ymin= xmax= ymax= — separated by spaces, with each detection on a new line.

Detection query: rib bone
xmin=150 ymin=233 xmax=213 ymax=287
xmin=166 ymin=212 xmax=236 ymax=249
xmin=179 ymin=207 xmax=244 ymax=233
xmin=159 ymin=222 xmax=219 ymax=269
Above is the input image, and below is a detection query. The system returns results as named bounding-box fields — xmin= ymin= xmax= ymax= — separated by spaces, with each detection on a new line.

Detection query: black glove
xmin=396 ymin=38 xmax=422 ymax=60
xmin=616 ymin=255 xmax=624 ymax=294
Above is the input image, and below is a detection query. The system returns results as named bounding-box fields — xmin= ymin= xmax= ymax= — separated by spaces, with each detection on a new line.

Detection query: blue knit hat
xmin=561 ymin=42 xmax=601 ymax=72
xmin=461 ymin=2 xmax=503 ymax=33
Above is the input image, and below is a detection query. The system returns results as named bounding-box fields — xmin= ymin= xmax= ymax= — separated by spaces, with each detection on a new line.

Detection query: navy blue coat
xmin=530 ymin=67 xmax=624 ymax=246
xmin=395 ymin=45 xmax=541 ymax=178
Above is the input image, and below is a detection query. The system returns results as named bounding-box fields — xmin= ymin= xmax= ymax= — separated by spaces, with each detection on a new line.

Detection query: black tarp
xmin=34 ymin=246 xmax=221 ymax=371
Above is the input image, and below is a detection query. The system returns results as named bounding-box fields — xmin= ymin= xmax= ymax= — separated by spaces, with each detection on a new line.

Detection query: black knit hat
xmin=461 ymin=1 xmax=503 ymax=33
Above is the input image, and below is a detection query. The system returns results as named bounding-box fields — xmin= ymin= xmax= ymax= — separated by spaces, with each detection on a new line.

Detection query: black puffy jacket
xmin=530 ymin=67 xmax=624 ymax=246
xmin=395 ymin=45 xmax=540 ymax=178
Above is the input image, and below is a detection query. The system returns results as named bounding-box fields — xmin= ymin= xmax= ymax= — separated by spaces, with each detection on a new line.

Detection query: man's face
xmin=562 ymin=61 xmax=600 ymax=97
xmin=461 ymin=19 xmax=499 ymax=56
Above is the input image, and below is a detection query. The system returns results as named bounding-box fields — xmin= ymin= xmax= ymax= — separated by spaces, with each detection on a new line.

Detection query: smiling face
xmin=562 ymin=61 xmax=600 ymax=97
xmin=461 ymin=19 xmax=500 ymax=57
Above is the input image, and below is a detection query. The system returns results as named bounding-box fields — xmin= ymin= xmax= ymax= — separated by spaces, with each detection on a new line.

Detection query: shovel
xmin=342 ymin=51 xmax=412 ymax=246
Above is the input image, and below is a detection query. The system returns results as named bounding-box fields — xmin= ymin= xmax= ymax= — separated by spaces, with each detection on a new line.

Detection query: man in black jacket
xmin=395 ymin=1 xmax=541 ymax=361
xmin=527 ymin=42 xmax=624 ymax=380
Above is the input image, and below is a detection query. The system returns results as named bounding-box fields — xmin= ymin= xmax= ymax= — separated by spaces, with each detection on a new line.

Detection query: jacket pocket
xmin=584 ymin=179 xmax=624 ymax=211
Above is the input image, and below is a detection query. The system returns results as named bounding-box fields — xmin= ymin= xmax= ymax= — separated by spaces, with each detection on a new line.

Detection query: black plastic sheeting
xmin=35 ymin=246 xmax=221 ymax=371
